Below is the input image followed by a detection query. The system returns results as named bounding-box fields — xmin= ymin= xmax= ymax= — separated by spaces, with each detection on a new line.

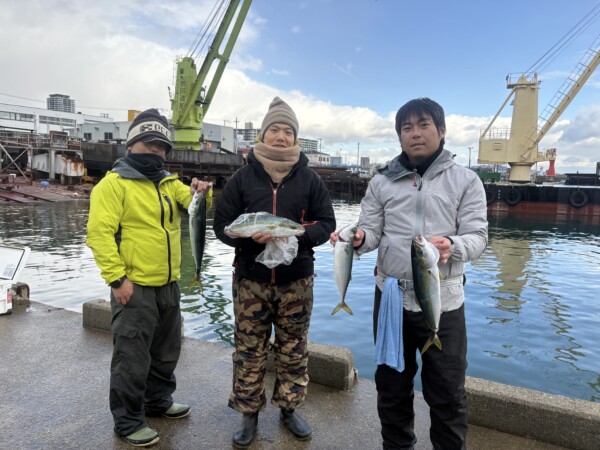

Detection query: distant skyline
xmin=1 ymin=0 xmax=600 ymax=173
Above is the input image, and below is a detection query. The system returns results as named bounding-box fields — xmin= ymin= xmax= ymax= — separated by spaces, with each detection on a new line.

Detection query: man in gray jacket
xmin=331 ymin=98 xmax=487 ymax=449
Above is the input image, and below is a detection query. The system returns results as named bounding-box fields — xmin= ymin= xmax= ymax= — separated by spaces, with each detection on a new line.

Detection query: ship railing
xmin=480 ymin=128 xmax=510 ymax=140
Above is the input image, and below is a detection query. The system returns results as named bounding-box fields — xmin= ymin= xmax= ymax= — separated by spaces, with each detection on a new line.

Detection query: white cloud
xmin=1 ymin=0 xmax=598 ymax=175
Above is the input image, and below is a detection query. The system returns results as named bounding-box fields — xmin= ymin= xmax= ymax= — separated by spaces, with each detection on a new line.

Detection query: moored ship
xmin=483 ymin=172 xmax=600 ymax=219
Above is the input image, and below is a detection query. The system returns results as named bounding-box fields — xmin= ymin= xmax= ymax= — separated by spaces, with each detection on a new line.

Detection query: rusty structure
xmin=312 ymin=167 xmax=369 ymax=199
xmin=0 ymin=129 xmax=84 ymax=185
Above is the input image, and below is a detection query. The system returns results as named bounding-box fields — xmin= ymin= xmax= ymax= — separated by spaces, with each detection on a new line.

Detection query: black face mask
xmin=124 ymin=153 xmax=165 ymax=183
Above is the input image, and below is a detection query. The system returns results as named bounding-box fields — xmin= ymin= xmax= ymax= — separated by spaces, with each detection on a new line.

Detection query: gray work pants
xmin=109 ymin=282 xmax=182 ymax=436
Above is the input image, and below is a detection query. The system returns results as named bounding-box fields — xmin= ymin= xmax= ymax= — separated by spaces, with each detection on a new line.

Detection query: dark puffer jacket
xmin=213 ymin=151 xmax=336 ymax=285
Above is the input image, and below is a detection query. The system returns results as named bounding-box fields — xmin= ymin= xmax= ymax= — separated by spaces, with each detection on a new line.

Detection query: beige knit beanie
xmin=260 ymin=97 xmax=299 ymax=140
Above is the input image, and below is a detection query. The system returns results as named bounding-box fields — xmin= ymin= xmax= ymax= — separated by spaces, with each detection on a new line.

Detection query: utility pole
xmin=468 ymin=146 xmax=472 ymax=168
xmin=357 ymin=142 xmax=360 ymax=168
xmin=234 ymin=117 xmax=239 ymax=152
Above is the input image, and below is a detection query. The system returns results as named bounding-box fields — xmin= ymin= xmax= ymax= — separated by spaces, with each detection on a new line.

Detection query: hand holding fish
xmin=251 ymin=232 xmax=276 ymax=244
xmin=190 ymin=178 xmax=212 ymax=195
xmin=329 ymin=227 xmax=365 ymax=248
xmin=428 ymin=235 xmax=452 ymax=264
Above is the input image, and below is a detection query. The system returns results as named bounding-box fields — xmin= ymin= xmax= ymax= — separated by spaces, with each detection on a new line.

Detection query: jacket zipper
xmin=156 ymin=184 xmax=172 ymax=283
xmin=163 ymin=194 xmax=174 ymax=223
xmin=414 ymin=172 xmax=424 ymax=238
xmin=271 ymin=186 xmax=277 ymax=284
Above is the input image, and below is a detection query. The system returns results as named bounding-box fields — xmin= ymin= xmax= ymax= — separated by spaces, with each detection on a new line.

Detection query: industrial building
xmin=0 ymin=96 xmax=114 ymax=135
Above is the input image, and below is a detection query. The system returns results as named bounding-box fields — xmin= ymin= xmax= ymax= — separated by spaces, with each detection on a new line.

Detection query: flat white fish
xmin=224 ymin=212 xmax=305 ymax=238
xmin=332 ymin=224 xmax=358 ymax=315
xmin=411 ymin=235 xmax=442 ymax=354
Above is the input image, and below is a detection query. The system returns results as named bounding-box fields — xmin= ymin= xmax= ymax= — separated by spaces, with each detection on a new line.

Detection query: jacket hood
xmin=380 ymin=149 xmax=456 ymax=181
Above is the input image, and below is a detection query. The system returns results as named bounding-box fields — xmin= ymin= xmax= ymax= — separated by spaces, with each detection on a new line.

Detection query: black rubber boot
xmin=232 ymin=412 xmax=258 ymax=448
xmin=280 ymin=408 xmax=312 ymax=440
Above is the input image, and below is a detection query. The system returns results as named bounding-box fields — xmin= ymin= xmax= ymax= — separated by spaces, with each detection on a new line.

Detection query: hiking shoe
xmin=162 ymin=403 xmax=191 ymax=419
xmin=121 ymin=427 xmax=160 ymax=447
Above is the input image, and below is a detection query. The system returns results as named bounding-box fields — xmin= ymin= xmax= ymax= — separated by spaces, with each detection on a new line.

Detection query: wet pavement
xmin=0 ymin=302 xmax=566 ymax=449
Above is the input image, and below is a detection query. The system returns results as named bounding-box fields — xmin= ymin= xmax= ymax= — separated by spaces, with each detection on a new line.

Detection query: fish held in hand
xmin=224 ymin=212 xmax=305 ymax=238
xmin=189 ymin=187 xmax=212 ymax=290
xmin=411 ymin=235 xmax=442 ymax=354
xmin=331 ymin=224 xmax=358 ymax=315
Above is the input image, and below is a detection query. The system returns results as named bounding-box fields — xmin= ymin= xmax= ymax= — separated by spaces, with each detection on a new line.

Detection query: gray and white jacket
xmin=357 ymin=149 xmax=488 ymax=312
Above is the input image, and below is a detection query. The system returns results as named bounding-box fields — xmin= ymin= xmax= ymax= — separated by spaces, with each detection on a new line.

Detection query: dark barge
xmin=483 ymin=173 xmax=600 ymax=220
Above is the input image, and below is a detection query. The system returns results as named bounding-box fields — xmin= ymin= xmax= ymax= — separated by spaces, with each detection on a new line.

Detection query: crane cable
xmin=188 ymin=0 xmax=229 ymax=65
xmin=187 ymin=0 xmax=224 ymax=57
xmin=526 ymin=2 xmax=600 ymax=74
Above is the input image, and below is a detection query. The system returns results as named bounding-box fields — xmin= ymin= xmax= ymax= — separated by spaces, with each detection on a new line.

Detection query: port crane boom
xmin=478 ymin=34 xmax=600 ymax=182
xmin=170 ymin=0 xmax=252 ymax=151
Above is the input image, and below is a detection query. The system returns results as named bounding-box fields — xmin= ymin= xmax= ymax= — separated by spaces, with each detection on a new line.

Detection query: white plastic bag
xmin=256 ymin=236 xmax=299 ymax=268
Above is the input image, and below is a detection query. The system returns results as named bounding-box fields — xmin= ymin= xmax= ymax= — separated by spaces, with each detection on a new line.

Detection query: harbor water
xmin=1 ymin=197 xmax=599 ymax=403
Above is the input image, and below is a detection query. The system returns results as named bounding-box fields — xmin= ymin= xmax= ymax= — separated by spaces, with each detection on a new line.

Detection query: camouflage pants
xmin=229 ymin=276 xmax=314 ymax=413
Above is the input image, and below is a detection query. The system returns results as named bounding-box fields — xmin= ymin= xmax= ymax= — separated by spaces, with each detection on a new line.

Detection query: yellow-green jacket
xmin=86 ymin=160 xmax=193 ymax=287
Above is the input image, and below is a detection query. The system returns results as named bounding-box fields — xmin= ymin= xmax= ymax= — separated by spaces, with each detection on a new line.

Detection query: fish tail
xmin=331 ymin=302 xmax=353 ymax=316
xmin=421 ymin=333 xmax=442 ymax=355
xmin=189 ymin=271 xmax=204 ymax=292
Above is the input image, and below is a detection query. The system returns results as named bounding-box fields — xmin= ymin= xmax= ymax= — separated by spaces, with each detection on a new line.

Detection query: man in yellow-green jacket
xmin=86 ymin=108 xmax=211 ymax=447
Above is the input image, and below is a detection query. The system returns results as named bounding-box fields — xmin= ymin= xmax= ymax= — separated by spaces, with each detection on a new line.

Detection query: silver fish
xmin=411 ymin=235 xmax=442 ymax=354
xmin=188 ymin=187 xmax=213 ymax=290
xmin=224 ymin=212 xmax=305 ymax=238
xmin=331 ymin=224 xmax=358 ymax=315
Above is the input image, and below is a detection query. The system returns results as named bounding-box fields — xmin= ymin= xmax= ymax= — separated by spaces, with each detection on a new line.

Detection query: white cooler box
xmin=0 ymin=245 xmax=31 ymax=315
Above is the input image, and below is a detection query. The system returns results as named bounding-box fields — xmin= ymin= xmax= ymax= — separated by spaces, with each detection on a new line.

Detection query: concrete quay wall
xmin=81 ymin=298 xmax=600 ymax=450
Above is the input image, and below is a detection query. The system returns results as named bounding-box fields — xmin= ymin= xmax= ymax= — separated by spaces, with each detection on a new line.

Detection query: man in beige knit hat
xmin=214 ymin=97 xmax=336 ymax=448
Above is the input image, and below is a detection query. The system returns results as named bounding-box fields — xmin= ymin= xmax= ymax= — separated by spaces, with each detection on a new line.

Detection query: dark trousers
xmin=373 ymin=287 xmax=468 ymax=450
xmin=109 ymin=282 xmax=182 ymax=436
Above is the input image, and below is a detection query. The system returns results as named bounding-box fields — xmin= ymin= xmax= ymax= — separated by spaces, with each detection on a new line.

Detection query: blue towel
xmin=374 ymin=276 xmax=404 ymax=372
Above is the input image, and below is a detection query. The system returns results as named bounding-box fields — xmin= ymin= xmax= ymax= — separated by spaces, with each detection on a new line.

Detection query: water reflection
xmin=0 ymin=201 xmax=599 ymax=402
xmin=468 ymin=211 xmax=600 ymax=401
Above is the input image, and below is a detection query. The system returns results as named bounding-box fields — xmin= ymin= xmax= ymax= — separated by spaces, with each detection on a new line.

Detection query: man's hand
xmin=190 ymin=178 xmax=212 ymax=195
xmin=330 ymin=227 xmax=365 ymax=249
xmin=252 ymin=232 xmax=275 ymax=244
xmin=429 ymin=236 xmax=453 ymax=264
xmin=112 ymin=279 xmax=134 ymax=305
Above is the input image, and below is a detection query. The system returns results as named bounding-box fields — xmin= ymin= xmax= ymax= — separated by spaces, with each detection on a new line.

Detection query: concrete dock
xmin=1 ymin=299 xmax=597 ymax=449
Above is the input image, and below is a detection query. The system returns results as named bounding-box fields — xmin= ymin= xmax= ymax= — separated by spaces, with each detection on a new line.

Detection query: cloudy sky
xmin=1 ymin=0 xmax=600 ymax=173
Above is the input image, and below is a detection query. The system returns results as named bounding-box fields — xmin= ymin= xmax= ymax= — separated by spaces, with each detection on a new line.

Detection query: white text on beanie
xmin=126 ymin=108 xmax=173 ymax=153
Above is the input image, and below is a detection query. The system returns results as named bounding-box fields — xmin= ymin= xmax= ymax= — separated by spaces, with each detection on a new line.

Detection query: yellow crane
xmin=478 ymin=26 xmax=600 ymax=182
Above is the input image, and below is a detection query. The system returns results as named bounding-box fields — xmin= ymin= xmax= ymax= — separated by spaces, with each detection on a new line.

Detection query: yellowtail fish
xmin=224 ymin=212 xmax=305 ymax=238
xmin=189 ymin=186 xmax=213 ymax=290
xmin=411 ymin=235 xmax=442 ymax=354
xmin=331 ymin=224 xmax=358 ymax=315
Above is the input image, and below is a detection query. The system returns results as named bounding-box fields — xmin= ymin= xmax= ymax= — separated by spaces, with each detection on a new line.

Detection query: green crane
xmin=170 ymin=0 xmax=252 ymax=151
